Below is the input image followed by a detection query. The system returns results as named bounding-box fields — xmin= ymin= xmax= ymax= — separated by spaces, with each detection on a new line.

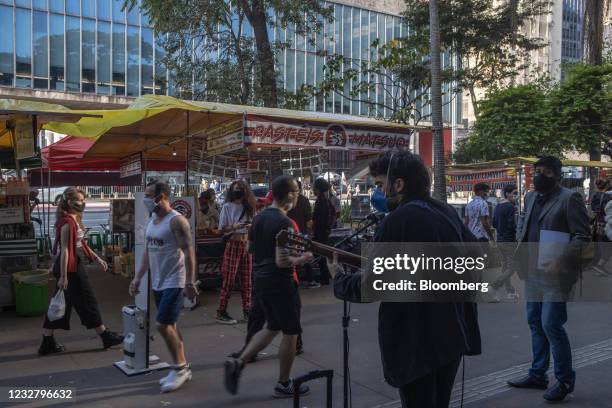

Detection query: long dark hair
xmin=225 ymin=180 xmax=256 ymax=218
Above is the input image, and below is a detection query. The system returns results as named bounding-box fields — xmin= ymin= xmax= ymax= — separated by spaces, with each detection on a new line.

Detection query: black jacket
xmin=333 ymin=197 xmax=482 ymax=387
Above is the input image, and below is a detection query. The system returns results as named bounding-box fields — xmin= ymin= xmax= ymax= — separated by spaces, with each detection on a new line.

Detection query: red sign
xmin=244 ymin=116 xmax=411 ymax=152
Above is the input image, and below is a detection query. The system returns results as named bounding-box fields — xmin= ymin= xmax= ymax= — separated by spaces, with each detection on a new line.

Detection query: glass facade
xmin=562 ymin=0 xmax=583 ymax=62
xmin=0 ymin=0 xmax=461 ymax=124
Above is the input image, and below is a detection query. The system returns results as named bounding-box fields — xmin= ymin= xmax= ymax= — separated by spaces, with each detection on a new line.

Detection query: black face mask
xmin=231 ymin=190 xmax=245 ymax=200
xmin=534 ymin=174 xmax=557 ymax=193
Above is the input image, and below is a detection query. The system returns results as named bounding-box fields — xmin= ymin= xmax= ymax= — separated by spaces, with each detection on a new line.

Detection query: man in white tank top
xmin=129 ymin=180 xmax=197 ymax=393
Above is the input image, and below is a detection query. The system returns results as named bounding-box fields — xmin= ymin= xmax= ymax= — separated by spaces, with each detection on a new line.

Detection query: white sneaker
xmin=160 ymin=367 xmax=192 ymax=393
xmin=159 ymin=370 xmax=174 ymax=386
xmin=507 ymin=291 xmax=520 ymax=301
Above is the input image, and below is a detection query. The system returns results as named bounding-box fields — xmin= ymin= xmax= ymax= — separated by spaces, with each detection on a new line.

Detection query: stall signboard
xmin=0 ymin=208 xmax=25 ymax=225
xmin=244 ymin=115 xmax=411 ymax=152
xmin=13 ymin=116 xmax=36 ymax=159
xmin=206 ymin=120 xmax=245 ymax=156
xmin=449 ymin=169 xmax=516 ymax=192
xmin=120 ymin=153 xmax=142 ymax=178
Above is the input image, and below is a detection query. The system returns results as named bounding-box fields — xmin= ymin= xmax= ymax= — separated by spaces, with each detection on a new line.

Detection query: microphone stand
xmin=328 ymin=217 xmax=380 ymax=408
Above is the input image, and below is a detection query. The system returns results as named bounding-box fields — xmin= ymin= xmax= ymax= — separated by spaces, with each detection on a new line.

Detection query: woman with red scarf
xmin=38 ymin=187 xmax=123 ymax=356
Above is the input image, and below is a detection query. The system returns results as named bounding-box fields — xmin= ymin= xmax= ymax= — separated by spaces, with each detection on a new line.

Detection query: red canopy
xmin=41 ymin=136 xmax=185 ymax=171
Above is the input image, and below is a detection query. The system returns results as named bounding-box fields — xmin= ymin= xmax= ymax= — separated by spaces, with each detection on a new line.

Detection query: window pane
xmin=112 ymin=23 xmax=125 ymax=95
xmin=16 ymin=0 xmax=31 ymax=7
xmin=33 ymin=0 xmax=47 ymax=10
xmin=49 ymin=0 xmax=63 ymax=13
xmin=15 ymin=8 xmax=32 ymax=88
xmin=141 ymin=27 xmax=153 ymax=94
xmin=66 ymin=16 xmax=80 ymax=91
xmin=352 ymin=8 xmax=360 ymax=60
xmin=286 ymin=49 xmax=295 ymax=92
xmin=97 ymin=21 xmax=110 ymax=93
xmin=66 ymin=0 xmax=79 ymax=15
xmin=113 ymin=0 xmax=125 ymax=23
xmin=33 ymin=11 xmax=48 ymax=89
xmin=334 ymin=5 xmax=342 ymax=54
xmin=276 ymin=48 xmax=284 ymax=89
xmin=361 ymin=10 xmax=368 ymax=60
xmin=50 ymin=13 xmax=64 ymax=90
xmin=154 ymin=33 xmax=166 ymax=94
xmin=0 ymin=0 xmax=11 ymax=5
xmin=127 ymin=1 xmax=139 ymax=25
xmin=127 ymin=25 xmax=139 ymax=96
xmin=343 ymin=6 xmax=351 ymax=57
xmin=370 ymin=12 xmax=377 ymax=62
xmin=98 ymin=0 xmax=110 ymax=20
xmin=0 ymin=6 xmax=13 ymax=86
xmin=82 ymin=0 xmax=94 ymax=17
xmin=82 ymin=18 xmax=95 ymax=92
xmin=296 ymin=50 xmax=304 ymax=89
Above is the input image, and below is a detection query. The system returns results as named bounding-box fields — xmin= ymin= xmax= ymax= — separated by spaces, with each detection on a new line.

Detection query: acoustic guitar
xmin=276 ymin=230 xmax=365 ymax=269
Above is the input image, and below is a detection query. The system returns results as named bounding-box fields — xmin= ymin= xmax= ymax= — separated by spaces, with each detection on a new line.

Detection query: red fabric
xmin=52 ymin=215 xmax=95 ymax=273
xmin=417 ymin=129 xmax=453 ymax=168
xmin=218 ymin=240 xmax=252 ymax=312
xmin=41 ymin=136 xmax=186 ymax=171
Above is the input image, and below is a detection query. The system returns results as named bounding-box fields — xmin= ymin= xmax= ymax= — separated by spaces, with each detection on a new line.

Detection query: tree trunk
xmin=429 ymin=0 xmax=446 ymax=202
xmin=468 ymin=84 xmax=479 ymax=119
xmin=240 ymin=0 xmax=279 ymax=107
xmin=583 ymin=0 xmax=604 ymax=65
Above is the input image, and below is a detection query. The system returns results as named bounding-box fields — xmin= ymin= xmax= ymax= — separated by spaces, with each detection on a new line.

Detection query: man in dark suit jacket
xmin=331 ymin=151 xmax=481 ymax=408
xmin=508 ymin=156 xmax=591 ymax=402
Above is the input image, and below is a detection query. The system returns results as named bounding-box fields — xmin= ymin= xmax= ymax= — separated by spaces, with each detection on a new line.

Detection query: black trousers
xmin=43 ymin=257 xmax=103 ymax=331
xmin=398 ymin=357 xmax=462 ymax=408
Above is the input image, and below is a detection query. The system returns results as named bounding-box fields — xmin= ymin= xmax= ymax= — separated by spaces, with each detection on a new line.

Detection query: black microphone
xmin=365 ymin=212 xmax=386 ymax=223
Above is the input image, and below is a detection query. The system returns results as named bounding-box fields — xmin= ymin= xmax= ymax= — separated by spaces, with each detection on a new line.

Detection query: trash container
xmin=12 ymin=270 xmax=49 ymax=317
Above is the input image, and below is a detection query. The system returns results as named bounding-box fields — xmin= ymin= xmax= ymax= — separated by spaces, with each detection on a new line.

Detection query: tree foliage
xmin=454 ymin=63 xmax=612 ymax=164
xmin=549 ymin=63 xmax=612 ymax=157
xmin=403 ymin=0 xmax=549 ymax=118
xmin=453 ymin=85 xmax=561 ymax=163
xmin=125 ymin=0 xmax=332 ymax=107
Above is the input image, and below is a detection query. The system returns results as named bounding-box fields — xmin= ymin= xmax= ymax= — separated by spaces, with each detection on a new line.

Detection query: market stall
xmin=42 ymin=95 xmax=417 ymax=286
xmin=0 ymin=100 xmax=101 ymax=311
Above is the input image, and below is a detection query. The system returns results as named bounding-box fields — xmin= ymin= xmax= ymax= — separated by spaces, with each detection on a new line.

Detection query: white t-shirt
xmin=219 ymin=202 xmax=250 ymax=235
xmin=465 ymin=196 xmax=490 ymax=240
xmin=146 ymin=210 xmax=186 ymax=291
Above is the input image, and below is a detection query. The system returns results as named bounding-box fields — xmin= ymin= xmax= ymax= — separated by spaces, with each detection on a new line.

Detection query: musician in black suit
xmin=330 ymin=151 xmax=482 ymax=408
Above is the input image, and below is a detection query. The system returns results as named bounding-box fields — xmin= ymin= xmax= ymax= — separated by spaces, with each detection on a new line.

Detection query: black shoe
xmin=543 ymin=381 xmax=574 ymax=402
xmin=100 ymin=330 xmax=124 ymax=349
xmin=507 ymin=375 xmax=548 ymax=390
xmin=216 ymin=311 xmax=238 ymax=325
xmin=224 ymin=358 xmax=244 ymax=395
xmin=242 ymin=310 xmax=249 ymax=323
xmin=38 ymin=335 xmax=65 ymax=356
xmin=273 ymin=379 xmax=310 ymax=398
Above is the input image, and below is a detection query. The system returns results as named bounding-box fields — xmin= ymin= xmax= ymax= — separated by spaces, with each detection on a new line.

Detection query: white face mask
xmin=143 ymin=196 xmax=158 ymax=213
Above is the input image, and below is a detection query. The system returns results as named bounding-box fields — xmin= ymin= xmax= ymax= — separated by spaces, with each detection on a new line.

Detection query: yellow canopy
xmin=0 ymin=99 xmax=100 ymax=149
xmin=448 ymin=157 xmax=612 ymax=170
xmin=43 ymin=95 xmax=419 ymax=161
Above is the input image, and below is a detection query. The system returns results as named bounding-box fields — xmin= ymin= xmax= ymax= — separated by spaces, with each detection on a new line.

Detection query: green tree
xmin=454 ymin=85 xmax=563 ymax=163
xmin=549 ymin=64 xmax=612 ymax=160
xmin=125 ymin=0 xmax=332 ymax=107
xmin=404 ymin=0 xmax=549 ymax=118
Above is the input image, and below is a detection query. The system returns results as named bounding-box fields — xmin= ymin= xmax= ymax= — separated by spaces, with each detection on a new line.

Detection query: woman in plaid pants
xmin=216 ymin=180 xmax=257 ymax=324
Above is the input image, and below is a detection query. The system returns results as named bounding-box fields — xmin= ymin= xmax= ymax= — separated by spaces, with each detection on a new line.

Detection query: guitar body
xmin=276 ymin=230 xmax=365 ymax=268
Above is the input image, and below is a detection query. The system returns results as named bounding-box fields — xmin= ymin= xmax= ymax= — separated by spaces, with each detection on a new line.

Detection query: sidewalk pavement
xmin=0 ymin=266 xmax=611 ymax=408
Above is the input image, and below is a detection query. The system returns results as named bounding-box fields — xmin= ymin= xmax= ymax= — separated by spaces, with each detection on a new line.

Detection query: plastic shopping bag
xmin=47 ymin=290 xmax=66 ymax=322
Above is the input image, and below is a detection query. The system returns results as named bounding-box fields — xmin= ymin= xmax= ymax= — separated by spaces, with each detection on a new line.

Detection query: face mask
xmin=70 ymin=200 xmax=86 ymax=213
xmin=534 ymin=174 xmax=556 ymax=192
xmin=143 ymin=196 xmax=158 ymax=213
xmin=232 ymin=190 xmax=245 ymax=200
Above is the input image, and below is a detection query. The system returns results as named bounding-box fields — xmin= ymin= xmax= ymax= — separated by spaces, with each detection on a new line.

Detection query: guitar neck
xmin=308 ymin=241 xmax=365 ymax=268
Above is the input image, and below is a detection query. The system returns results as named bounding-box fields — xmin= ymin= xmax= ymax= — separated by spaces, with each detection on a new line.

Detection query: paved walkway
xmin=1 ymin=266 xmax=611 ymax=408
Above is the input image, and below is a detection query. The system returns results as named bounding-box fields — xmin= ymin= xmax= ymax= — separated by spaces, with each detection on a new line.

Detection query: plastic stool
xmin=88 ymin=232 xmax=103 ymax=252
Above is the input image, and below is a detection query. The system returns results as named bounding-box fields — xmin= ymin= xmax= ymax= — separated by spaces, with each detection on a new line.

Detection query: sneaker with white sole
xmin=160 ymin=367 xmax=192 ymax=393
xmin=216 ymin=311 xmax=238 ymax=325
xmin=159 ymin=364 xmax=189 ymax=385
xmin=273 ymin=378 xmax=310 ymax=398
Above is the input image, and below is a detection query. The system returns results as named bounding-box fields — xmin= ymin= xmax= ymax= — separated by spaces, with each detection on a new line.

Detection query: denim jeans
xmin=525 ymin=277 xmax=575 ymax=386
